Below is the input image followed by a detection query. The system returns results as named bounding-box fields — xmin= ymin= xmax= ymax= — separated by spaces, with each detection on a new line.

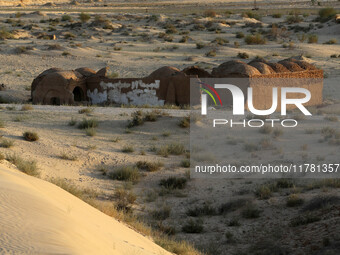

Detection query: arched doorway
xmin=50 ymin=97 xmax=61 ymax=105
xmin=73 ymin=86 xmax=84 ymax=102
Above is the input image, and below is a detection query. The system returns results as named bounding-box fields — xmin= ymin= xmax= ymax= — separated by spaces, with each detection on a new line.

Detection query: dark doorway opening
xmin=50 ymin=97 xmax=61 ymax=105
xmin=73 ymin=87 xmax=84 ymax=102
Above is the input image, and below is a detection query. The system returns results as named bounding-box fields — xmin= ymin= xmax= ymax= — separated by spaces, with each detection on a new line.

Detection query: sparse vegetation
xmin=122 ymin=145 xmax=134 ymax=153
xmin=59 ymin=152 xmax=78 ymax=161
xmin=159 ymin=177 xmax=187 ymax=190
xmin=23 ymin=131 xmax=39 ymax=142
xmin=0 ymin=138 xmax=14 ymax=148
xmin=182 ymin=219 xmax=204 ymax=233
xmin=136 ymin=161 xmax=163 ymax=172
xmin=109 ymin=166 xmax=140 ymax=183
xmin=245 ymin=34 xmax=266 ymax=45
xmin=77 ymin=118 xmax=98 ymax=129
xmin=6 ymin=154 xmax=39 ymax=177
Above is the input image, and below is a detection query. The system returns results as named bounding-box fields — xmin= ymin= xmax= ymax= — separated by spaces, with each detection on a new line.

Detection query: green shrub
xmin=23 ymin=131 xmax=39 ymax=142
xmin=186 ymin=204 xmax=216 ymax=217
xmin=79 ymin=12 xmax=91 ymax=23
xmin=237 ymin=52 xmax=249 ymax=59
xmin=0 ymin=139 xmax=14 ymax=148
xmin=245 ymin=34 xmax=266 ymax=44
xmin=159 ymin=177 xmax=187 ymax=189
xmin=236 ymin=31 xmax=244 ymax=38
xmin=78 ymin=107 xmax=93 ymax=114
xmin=272 ymin=13 xmax=282 ymax=18
xmin=308 ymin=34 xmax=318 ymax=43
xmin=6 ymin=154 xmax=39 ymax=177
xmin=180 ymin=159 xmax=190 ymax=168
xmin=136 ymin=161 xmax=164 ymax=172
xmin=318 ymin=7 xmax=336 ymax=22
xmin=77 ymin=118 xmax=98 ymax=129
xmin=182 ymin=219 xmax=204 ymax=233
xmin=287 ymin=194 xmax=304 ymax=207
xmin=203 ymin=10 xmax=216 ymax=18
xmin=241 ymin=204 xmax=261 ymax=219
xmin=61 ymin=14 xmax=72 ymax=22
xmin=85 ymin=127 xmax=96 ymax=136
xmin=109 ymin=166 xmax=140 ymax=183
xmin=114 ymin=188 xmax=137 ymax=212
xmin=151 ymin=206 xmax=171 ymax=220
xmin=122 ymin=145 xmax=134 ymax=153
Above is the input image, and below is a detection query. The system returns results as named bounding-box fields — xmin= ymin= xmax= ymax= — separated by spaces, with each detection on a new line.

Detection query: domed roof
xmin=148 ymin=66 xmax=181 ymax=79
xmin=267 ymin=63 xmax=291 ymax=73
xmin=248 ymin=62 xmax=275 ymax=75
xmin=278 ymin=60 xmax=305 ymax=72
xmin=212 ymin=60 xmax=261 ymax=77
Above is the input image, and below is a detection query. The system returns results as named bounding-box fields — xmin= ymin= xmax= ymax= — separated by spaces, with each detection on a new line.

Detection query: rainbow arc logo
xmin=198 ymin=81 xmax=223 ymax=106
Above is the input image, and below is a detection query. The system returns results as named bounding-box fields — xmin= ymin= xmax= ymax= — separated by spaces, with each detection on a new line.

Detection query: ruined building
xmin=31 ymin=58 xmax=323 ymax=109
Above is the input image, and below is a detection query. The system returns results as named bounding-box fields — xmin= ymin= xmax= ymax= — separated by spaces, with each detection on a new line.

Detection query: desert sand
xmin=0 ymin=160 xmax=170 ymax=255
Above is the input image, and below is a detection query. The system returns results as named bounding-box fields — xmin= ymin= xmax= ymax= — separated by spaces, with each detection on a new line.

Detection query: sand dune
xmin=0 ymin=161 xmax=170 ymax=255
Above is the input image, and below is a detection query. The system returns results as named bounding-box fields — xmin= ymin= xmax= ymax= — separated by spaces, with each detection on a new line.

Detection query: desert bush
xmin=203 ymin=10 xmax=216 ymax=18
xmin=78 ymin=107 xmax=93 ymax=114
xmin=157 ymin=143 xmax=185 ymax=157
xmin=61 ymin=14 xmax=72 ymax=22
xmin=59 ymin=152 xmax=78 ymax=161
xmin=243 ymin=11 xmax=262 ymax=21
xmin=85 ymin=127 xmax=96 ymax=136
xmin=179 ymin=35 xmax=189 ymax=43
xmin=165 ymin=24 xmax=177 ymax=34
xmin=62 ymin=51 xmax=71 ymax=56
xmin=186 ymin=204 xmax=216 ymax=217
xmin=64 ymin=32 xmax=76 ymax=40
xmin=272 ymin=13 xmax=282 ymax=18
xmin=324 ymin=115 xmax=338 ymax=122
xmin=114 ymin=188 xmax=137 ymax=212
xmin=136 ymin=161 xmax=164 ymax=172
xmin=324 ymin=38 xmax=337 ymax=44
xmin=79 ymin=12 xmax=91 ymax=23
xmin=287 ymin=194 xmax=304 ymax=207
xmin=21 ymin=104 xmax=34 ymax=111
xmin=196 ymin=42 xmax=206 ymax=49
xmin=0 ymin=27 xmax=14 ymax=40
xmin=77 ymin=118 xmax=98 ymax=129
xmin=180 ymin=159 xmax=190 ymax=168
xmin=241 ymin=204 xmax=261 ymax=219
xmin=6 ymin=154 xmax=39 ymax=177
xmin=127 ymin=110 xmax=144 ymax=127
xmin=290 ymin=213 xmax=320 ymax=227
xmin=159 ymin=177 xmax=187 ymax=190
xmin=286 ymin=15 xmax=303 ymax=24
xmin=308 ymin=34 xmax=318 ymax=43
xmin=318 ymin=7 xmax=336 ymax=22
xmin=23 ymin=131 xmax=39 ymax=141
xmin=255 ymin=184 xmax=274 ymax=199
xmin=244 ymin=143 xmax=259 ymax=152
xmin=109 ymin=166 xmax=140 ymax=183
xmin=237 ymin=52 xmax=249 ymax=59
xmin=213 ymin=37 xmax=229 ymax=45
xmin=259 ymin=125 xmax=273 ymax=134
xmin=0 ymin=139 xmax=14 ymax=148
xmin=245 ymin=34 xmax=266 ymax=44
xmin=122 ymin=145 xmax=134 ymax=153
xmin=152 ymin=206 xmax=171 ymax=220
xmin=276 ymin=178 xmax=294 ymax=188
xmin=205 ymin=49 xmax=216 ymax=57
xmin=302 ymin=195 xmax=339 ymax=211
xmin=236 ymin=31 xmax=244 ymax=38
xmin=68 ymin=118 xmax=77 ymax=126
xmin=182 ymin=219 xmax=203 ymax=233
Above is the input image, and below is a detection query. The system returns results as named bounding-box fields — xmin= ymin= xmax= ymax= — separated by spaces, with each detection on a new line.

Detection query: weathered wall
xmin=31 ymin=59 xmax=324 ymax=109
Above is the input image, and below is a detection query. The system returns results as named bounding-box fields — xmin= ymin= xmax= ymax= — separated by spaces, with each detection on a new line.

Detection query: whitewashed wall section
xmin=87 ymin=80 xmax=165 ymax=105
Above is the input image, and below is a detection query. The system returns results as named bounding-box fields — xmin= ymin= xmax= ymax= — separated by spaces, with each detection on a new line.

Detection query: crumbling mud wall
xmin=31 ymin=58 xmax=323 ymax=109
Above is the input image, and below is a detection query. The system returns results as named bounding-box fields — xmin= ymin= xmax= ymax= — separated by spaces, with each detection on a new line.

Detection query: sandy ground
xmin=0 ymin=2 xmax=339 ymax=255
xmin=0 ymin=161 xmax=171 ymax=255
